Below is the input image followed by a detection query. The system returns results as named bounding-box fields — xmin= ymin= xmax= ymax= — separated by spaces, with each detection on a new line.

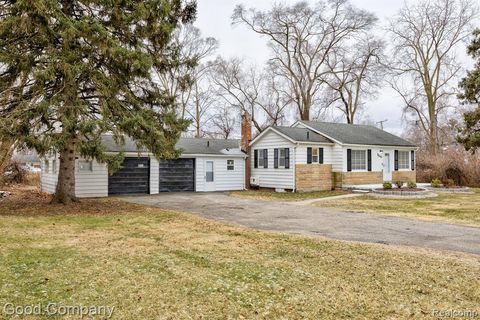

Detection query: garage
xmin=108 ymin=157 xmax=150 ymax=195
xmin=159 ymin=158 xmax=195 ymax=192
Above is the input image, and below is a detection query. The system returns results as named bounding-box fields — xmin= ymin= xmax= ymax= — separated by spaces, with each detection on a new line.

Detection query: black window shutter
xmin=319 ymin=148 xmax=324 ymax=164
xmin=285 ymin=148 xmax=290 ymax=169
xmin=367 ymin=149 xmax=372 ymax=171
xmin=347 ymin=149 xmax=352 ymax=172
xmin=307 ymin=147 xmax=312 ymax=164
xmin=394 ymin=150 xmax=399 ymax=171
xmin=411 ymin=150 xmax=415 ymax=171
xmin=274 ymin=148 xmax=279 ymax=168
xmin=254 ymin=150 xmax=258 ymax=168
xmin=264 ymin=149 xmax=268 ymax=168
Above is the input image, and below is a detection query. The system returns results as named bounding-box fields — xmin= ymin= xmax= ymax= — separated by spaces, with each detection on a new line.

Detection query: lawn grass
xmin=315 ymin=188 xmax=480 ymax=226
xmin=230 ymin=189 xmax=348 ymax=201
xmin=0 ymin=187 xmax=479 ymax=319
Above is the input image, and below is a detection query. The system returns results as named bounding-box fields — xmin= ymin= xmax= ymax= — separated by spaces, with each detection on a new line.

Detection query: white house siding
xmin=250 ymin=130 xmax=296 ymax=190
xmin=341 ymin=146 xmax=416 ymax=173
xmin=195 ymin=156 xmax=245 ymax=192
xmin=295 ymin=145 xmax=333 ymax=164
xmin=40 ymin=156 xmax=108 ymax=197
xmin=149 ymin=157 xmax=159 ymax=194
xmin=75 ymin=159 xmax=108 ymax=198
xmin=40 ymin=156 xmax=57 ymax=194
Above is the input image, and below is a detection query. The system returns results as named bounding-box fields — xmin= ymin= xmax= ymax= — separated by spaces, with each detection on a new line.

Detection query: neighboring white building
xmin=249 ymin=121 xmax=418 ymax=191
xmin=41 ymin=135 xmax=246 ymax=197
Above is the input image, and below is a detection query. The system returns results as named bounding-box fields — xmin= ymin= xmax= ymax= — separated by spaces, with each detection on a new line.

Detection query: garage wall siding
xmin=40 ymin=156 xmax=108 ymax=197
xmin=150 ymin=157 xmax=159 ymax=194
xmin=195 ymin=156 xmax=245 ymax=192
xmin=250 ymin=130 xmax=295 ymax=190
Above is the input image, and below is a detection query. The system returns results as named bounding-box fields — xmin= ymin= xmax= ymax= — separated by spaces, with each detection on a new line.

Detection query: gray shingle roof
xmin=101 ymin=135 xmax=243 ymax=155
xmin=272 ymin=126 xmax=333 ymax=143
xmin=299 ymin=121 xmax=416 ymax=147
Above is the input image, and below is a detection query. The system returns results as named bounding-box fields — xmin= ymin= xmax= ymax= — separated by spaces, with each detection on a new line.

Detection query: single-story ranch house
xmin=249 ymin=120 xmax=417 ymax=192
xmin=40 ymin=117 xmax=417 ymax=197
xmin=41 ymin=136 xmax=246 ymax=197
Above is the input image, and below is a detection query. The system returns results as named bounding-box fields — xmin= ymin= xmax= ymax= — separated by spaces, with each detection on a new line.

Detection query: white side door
xmin=383 ymin=152 xmax=392 ymax=181
xmin=204 ymin=160 xmax=215 ymax=191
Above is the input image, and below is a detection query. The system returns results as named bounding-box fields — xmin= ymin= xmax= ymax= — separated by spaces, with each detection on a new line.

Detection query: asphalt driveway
xmin=122 ymin=192 xmax=480 ymax=255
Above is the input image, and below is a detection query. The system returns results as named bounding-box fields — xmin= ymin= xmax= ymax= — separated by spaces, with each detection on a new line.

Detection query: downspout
xmin=293 ymin=144 xmax=297 ymax=192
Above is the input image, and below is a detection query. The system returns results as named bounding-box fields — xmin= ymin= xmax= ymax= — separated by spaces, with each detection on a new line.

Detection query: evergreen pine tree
xmin=458 ymin=29 xmax=480 ymax=152
xmin=0 ymin=0 xmax=196 ymax=203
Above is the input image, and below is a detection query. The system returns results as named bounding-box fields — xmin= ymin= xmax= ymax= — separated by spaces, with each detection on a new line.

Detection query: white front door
xmin=205 ymin=160 xmax=215 ymax=191
xmin=383 ymin=153 xmax=392 ymax=181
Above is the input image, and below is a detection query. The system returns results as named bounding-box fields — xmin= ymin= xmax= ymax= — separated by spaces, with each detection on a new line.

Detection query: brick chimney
xmin=241 ymin=111 xmax=252 ymax=189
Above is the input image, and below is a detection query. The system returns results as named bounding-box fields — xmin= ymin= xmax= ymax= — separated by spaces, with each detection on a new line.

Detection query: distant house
xmin=12 ymin=150 xmax=40 ymax=169
xmin=41 ymin=135 xmax=246 ymax=197
xmin=249 ymin=121 xmax=417 ymax=192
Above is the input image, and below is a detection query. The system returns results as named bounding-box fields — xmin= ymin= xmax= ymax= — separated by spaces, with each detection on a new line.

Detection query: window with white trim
xmin=351 ymin=150 xmax=367 ymax=171
xmin=398 ymin=151 xmax=409 ymax=169
xmin=312 ymin=148 xmax=318 ymax=163
xmin=279 ymin=149 xmax=286 ymax=167
xmin=227 ymin=160 xmax=234 ymax=170
xmin=78 ymin=160 xmax=93 ymax=172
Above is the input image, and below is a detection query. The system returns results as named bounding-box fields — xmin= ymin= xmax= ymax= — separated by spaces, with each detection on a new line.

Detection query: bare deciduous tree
xmin=209 ymin=105 xmax=237 ymax=139
xmin=324 ymin=37 xmax=385 ymax=124
xmin=232 ymin=0 xmax=377 ymax=120
xmin=156 ymin=25 xmax=218 ymax=119
xmin=210 ymin=57 xmax=290 ymax=133
xmin=388 ymin=0 xmax=477 ymax=154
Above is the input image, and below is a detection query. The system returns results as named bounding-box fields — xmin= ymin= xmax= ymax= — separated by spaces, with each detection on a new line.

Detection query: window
xmin=398 ymin=151 xmax=409 ymax=169
xmin=257 ymin=149 xmax=268 ymax=168
xmin=279 ymin=149 xmax=286 ymax=167
xmin=227 ymin=160 xmax=234 ymax=171
xmin=52 ymin=160 xmax=57 ymax=174
xmin=351 ymin=150 xmax=367 ymax=171
xmin=312 ymin=148 xmax=318 ymax=163
xmin=78 ymin=160 xmax=93 ymax=172
xmin=44 ymin=160 xmax=49 ymax=173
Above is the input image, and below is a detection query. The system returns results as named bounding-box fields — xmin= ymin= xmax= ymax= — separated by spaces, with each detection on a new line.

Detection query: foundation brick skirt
xmin=295 ymin=164 xmax=332 ymax=192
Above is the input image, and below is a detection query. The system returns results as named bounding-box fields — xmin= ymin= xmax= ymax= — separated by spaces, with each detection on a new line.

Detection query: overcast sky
xmin=194 ymin=0 xmax=474 ymax=134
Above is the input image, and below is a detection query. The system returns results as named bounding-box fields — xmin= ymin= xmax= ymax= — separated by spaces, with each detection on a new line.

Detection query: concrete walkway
xmin=121 ymin=193 xmax=480 ymax=255
xmin=290 ymin=193 xmax=363 ymax=206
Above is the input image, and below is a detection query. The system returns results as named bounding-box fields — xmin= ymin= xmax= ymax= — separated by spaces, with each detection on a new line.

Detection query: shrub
xmin=1 ymin=161 xmax=28 ymax=185
xmin=431 ymin=178 xmax=442 ymax=188
xmin=394 ymin=181 xmax=404 ymax=189
xmin=416 ymin=148 xmax=480 ymax=187
xmin=446 ymin=178 xmax=456 ymax=188
xmin=383 ymin=181 xmax=392 ymax=189
xmin=407 ymin=181 xmax=417 ymax=189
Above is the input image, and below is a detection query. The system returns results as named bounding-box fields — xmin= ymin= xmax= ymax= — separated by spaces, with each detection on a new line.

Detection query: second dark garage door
xmin=159 ymin=158 xmax=195 ymax=192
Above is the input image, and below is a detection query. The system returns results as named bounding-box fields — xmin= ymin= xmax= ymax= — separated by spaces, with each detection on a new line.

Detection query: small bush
xmin=407 ymin=181 xmax=417 ymax=189
xmin=383 ymin=181 xmax=392 ymax=189
xmin=1 ymin=161 xmax=28 ymax=185
xmin=394 ymin=181 xmax=404 ymax=189
xmin=446 ymin=178 xmax=455 ymax=188
xmin=431 ymin=178 xmax=442 ymax=188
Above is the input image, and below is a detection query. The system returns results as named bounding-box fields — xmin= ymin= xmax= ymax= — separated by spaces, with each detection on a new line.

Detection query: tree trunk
xmin=51 ymin=136 xmax=78 ymax=204
xmin=0 ymin=139 xmax=15 ymax=184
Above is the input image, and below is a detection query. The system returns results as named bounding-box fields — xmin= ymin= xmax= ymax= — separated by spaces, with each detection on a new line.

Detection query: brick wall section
xmin=392 ymin=171 xmax=416 ymax=183
xmin=295 ymin=164 xmax=333 ymax=192
xmin=340 ymin=171 xmax=383 ymax=185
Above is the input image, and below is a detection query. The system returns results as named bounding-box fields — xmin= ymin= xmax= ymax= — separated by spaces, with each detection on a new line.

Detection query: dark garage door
xmin=108 ymin=157 xmax=150 ymax=195
xmin=159 ymin=158 xmax=195 ymax=192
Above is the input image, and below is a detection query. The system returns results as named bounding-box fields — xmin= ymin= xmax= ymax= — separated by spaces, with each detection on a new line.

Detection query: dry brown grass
xmin=0 ymin=186 xmax=479 ymax=319
xmin=230 ymin=189 xmax=348 ymax=201
xmin=315 ymin=189 xmax=480 ymax=226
